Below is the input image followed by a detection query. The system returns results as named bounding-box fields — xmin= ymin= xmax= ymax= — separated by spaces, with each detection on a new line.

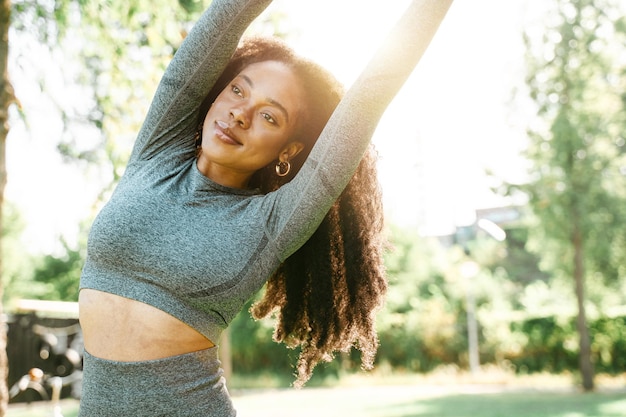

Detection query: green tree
xmin=1 ymin=204 xmax=37 ymax=304
xmin=30 ymin=241 xmax=84 ymax=301
xmin=0 ymin=0 xmax=15 ymax=411
xmin=518 ymin=0 xmax=626 ymax=391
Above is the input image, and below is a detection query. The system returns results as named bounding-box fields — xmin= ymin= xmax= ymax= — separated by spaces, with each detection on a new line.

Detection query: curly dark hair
xmin=198 ymin=36 xmax=387 ymax=387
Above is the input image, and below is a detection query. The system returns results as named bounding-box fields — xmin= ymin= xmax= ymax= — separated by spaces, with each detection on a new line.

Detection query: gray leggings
xmin=79 ymin=347 xmax=236 ymax=416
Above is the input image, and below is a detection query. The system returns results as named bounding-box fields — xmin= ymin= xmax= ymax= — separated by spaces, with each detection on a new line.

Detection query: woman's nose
xmin=230 ymin=106 xmax=250 ymax=129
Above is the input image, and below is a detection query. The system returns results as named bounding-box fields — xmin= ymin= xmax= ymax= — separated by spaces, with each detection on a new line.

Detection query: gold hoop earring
xmin=275 ymin=161 xmax=291 ymax=177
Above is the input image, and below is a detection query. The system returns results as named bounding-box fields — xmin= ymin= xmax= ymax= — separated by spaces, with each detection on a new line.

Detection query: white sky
xmin=7 ymin=0 xmax=539 ymax=253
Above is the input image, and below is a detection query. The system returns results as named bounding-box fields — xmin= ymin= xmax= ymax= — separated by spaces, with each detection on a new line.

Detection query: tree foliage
xmin=515 ymin=0 xmax=626 ymax=390
xmin=13 ymin=0 xmax=208 ymax=189
xmin=523 ymin=0 xmax=626 ymax=280
xmin=1 ymin=0 xmax=16 ymax=411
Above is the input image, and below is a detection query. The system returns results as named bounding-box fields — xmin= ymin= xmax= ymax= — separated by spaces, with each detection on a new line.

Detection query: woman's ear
xmin=279 ymin=141 xmax=305 ymax=162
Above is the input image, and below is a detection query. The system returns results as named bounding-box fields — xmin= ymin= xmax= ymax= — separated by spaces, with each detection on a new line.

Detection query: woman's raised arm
xmin=130 ymin=0 xmax=273 ymax=162
xmin=269 ymin=0 xmax=454 ymax=259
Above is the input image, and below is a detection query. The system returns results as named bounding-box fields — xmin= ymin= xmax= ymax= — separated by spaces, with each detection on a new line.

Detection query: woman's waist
xmin=79 ymin=263 xmax=229 ymax=341
xmin=79 ymin=289 xmax=216 ymax=362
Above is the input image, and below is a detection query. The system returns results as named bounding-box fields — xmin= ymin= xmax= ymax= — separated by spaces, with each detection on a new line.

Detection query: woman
xmin=78 ymin=0 xmax=453 ymax=415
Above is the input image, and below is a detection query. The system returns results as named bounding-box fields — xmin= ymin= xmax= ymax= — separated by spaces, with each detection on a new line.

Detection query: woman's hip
xmin=79 ymin=347 xmax=236 ymax=417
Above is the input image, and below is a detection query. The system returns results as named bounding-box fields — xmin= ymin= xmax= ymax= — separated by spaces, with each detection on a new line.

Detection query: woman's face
xmin=198 ymin=60 xmax=305 ymax=189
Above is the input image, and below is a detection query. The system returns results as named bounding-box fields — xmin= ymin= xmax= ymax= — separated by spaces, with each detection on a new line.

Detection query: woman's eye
xmin=262 ymin=112 xmax=276 ymax=124
xmin=231 ymin=85 xmax=243 ymax=97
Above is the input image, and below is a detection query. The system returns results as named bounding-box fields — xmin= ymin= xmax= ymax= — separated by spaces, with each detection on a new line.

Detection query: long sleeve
xmin=267 ymin=0 xmax=454 ymax=259
xmin=129 ymin=0 xmax=273 ymax=162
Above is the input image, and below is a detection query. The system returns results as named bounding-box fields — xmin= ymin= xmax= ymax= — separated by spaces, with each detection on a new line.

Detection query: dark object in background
xmin=5 ymin=301 xmax=83 ymax=404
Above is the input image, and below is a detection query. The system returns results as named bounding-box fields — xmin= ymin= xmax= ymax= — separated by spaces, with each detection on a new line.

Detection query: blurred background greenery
xmin=2 ymin=0 xmax=626 ymax=408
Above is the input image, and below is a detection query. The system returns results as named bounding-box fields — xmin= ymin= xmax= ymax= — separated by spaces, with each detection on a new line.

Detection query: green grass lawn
xmin=9 ymin=386 xmax=624 ymax=417
xmin=232 ymin=386 xmax=626 ymax=417
xmin=370 ymin=391 xmax=626 ymax=417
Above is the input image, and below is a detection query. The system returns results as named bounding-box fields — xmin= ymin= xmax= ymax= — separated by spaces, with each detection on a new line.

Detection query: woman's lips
xmin=214 ymin=120 xmax=242 ymax=145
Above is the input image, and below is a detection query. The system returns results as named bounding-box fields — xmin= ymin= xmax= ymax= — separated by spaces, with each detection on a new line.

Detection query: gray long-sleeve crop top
xmin=79 ymin=0 xmax=450 ymax=344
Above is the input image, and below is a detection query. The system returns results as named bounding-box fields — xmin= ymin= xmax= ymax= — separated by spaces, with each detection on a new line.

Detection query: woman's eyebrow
xmin=240 ymin=74 xmax=290 ymax=123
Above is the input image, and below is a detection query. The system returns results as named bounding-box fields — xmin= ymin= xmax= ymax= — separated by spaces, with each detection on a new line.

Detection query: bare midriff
xmin=79 ymin=289 xmax=215 ymax=361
